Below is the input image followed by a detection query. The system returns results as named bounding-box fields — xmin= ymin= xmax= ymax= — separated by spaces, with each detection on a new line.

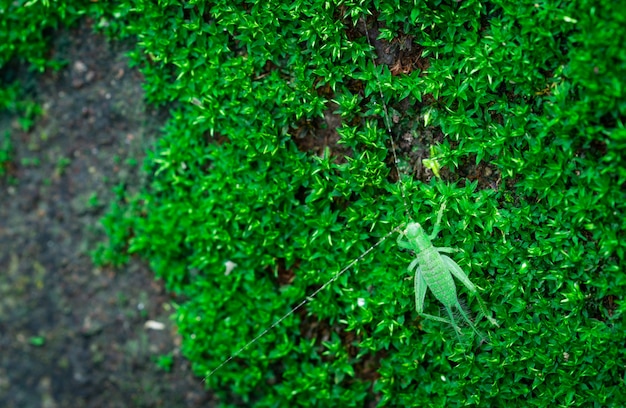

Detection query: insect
xmin=397 ymin=202 xmax=499 ymax=342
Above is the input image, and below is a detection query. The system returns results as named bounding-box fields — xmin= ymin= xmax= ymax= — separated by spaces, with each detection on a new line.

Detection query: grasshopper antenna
xmin=362 ymin=17 xmax=411 ymax=222
xmin=204 ymin=225 xmax=402 ymax=380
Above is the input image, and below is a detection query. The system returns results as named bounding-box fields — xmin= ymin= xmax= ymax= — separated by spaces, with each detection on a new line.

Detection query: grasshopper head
xmin=404 ymin=222 xmax=431 ymax=251
xmin=405 ymin=222 xmax=424 ymax=238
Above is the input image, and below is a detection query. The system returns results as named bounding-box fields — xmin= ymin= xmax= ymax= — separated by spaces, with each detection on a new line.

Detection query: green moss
xmin=6 ymin=0 xmax=624 ymax=406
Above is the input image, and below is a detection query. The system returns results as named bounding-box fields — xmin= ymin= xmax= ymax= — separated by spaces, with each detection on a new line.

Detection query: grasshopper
xmin=397 ymin=203 xmax=499 ymax=342
xmin=206 ymin=204 xmax=498 ymax=378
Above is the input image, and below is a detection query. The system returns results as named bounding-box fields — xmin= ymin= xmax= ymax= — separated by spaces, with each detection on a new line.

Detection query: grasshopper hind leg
xmin=453 ymin=301 xmax=484 ymax=342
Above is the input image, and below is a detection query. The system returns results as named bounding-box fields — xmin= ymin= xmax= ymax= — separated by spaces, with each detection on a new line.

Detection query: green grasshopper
xmin=397 ymin=203 xmax=499 ymax=343
xmin=206 ymin=205 xmax=497 ymax=378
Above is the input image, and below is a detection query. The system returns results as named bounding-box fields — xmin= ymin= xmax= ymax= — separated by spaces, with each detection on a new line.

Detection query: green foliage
xmin=154 ymin=353 xmax=175 ymax=372
xmin=0 ymin=0 xmax=120 ymax=182
xmin=41 ymin=0 xmax=625 ymax=405
xmin=28 ymin=335 xmax=46 ymax=347
xmin=0 ymin=130 xmax=12 ymax=177
xmin=0 ymin=0 xmax=132 ymax=73
xmin=0 ymin=81 xmax=19 ymax=112
xmin=0 ymin=0 xmax=84 ymax=70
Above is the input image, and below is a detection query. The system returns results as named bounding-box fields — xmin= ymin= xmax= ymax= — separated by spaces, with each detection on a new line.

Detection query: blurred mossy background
xmin=2 ymin=0 xmax=625 ymax=406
